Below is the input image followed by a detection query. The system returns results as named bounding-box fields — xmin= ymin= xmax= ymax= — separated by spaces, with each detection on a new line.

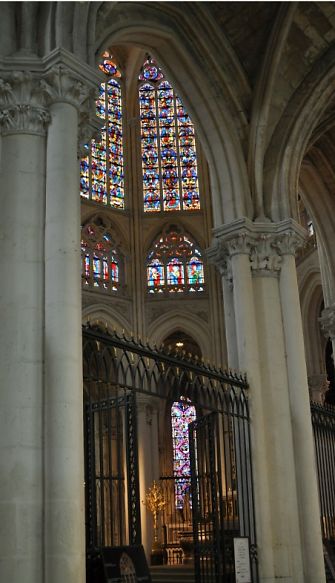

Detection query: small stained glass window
xmin=146 ymin=226 xmax=205 ymax=295
xmin=81 ymin=218 xmax=121 ymax=293
xmin=139 ymin=56 xmax=200 ymax=213
xmin=171 ymin=398 xmax=196 ymax=509
xmin=80 ymin=52 xmax=125 ymax=209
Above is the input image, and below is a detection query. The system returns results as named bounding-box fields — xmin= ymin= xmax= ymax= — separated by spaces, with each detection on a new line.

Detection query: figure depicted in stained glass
xmin=171 ymin=398 xmax=196 ymax=508
xmin=80 ymin=52 xmax=124 ymax=209
xmin=139 ymin=56 xmax=200 ymax=213
xmin=147 ymin=261 xmax=164 ymax=291
xmin=167 ymin=259 xmax=184 ymax=286
xmin=146 ymin=226 xmax=205 ymax=294
xmin=187 ymin=259 xmax=204 ymax=286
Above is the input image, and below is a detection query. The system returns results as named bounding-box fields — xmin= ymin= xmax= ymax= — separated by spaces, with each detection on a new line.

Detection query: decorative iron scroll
xmin=83 ymin=324 xmax=249 ymax=413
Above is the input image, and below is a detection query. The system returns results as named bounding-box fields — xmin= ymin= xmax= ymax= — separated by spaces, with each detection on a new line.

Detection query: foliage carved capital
xmin=208 ymin=218 xmax=307 ymax=279
xmin=0 ymin=71 xmax=51 ymax=135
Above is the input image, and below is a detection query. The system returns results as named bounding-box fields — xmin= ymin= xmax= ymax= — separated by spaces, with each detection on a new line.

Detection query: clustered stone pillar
xmin=0 ymin=70 xmax=50 ymax=583
xmin=209 ymin=218 xmax=326 ymax=583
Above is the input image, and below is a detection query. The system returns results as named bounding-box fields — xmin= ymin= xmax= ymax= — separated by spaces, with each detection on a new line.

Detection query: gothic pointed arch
xmin=146 ymin=224 xmax=205 ymax=295
xmin=92 ymin=2 xmax=253 ymax=223
xmin=81 ymin=214 xmax=125 ymax=293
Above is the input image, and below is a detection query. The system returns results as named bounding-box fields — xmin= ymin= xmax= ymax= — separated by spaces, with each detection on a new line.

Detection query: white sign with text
xmin=233 ymin=537 xmax=252 ymax=583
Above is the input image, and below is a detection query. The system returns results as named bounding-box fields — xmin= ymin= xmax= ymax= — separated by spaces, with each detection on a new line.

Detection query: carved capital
xmin=249 ymin=234 xmax=282 ymax=276
xmin=308 ymin=374 xmax=329 ymax=404
xmin=0 ymin=71 xmax=51 ymax=135
xmin=209 ymin=218 xmax=307 ymax=279
xmin=275 ymin=231 xmax=306 ymax=256
xmin=206 ymin=239 xmax=233 ymax=287
xmin=319 ymin=305 xmax=335 ymax=340
xmin=42 ymin=64 xmax=95 ymax=110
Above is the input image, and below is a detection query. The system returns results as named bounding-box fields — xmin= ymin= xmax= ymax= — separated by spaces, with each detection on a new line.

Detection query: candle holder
xmin=143 ymin=481 xmax=167 ymax=565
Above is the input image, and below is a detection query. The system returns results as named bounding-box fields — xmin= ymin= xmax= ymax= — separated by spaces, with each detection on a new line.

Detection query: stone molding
xmin=319 ymin=305 xmax=335 ymax=340
xmin=207 ymin=218 xmax=307 ymax=281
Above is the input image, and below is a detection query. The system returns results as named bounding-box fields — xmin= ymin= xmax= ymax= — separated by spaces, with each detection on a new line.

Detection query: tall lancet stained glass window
xmin=139 ymin=56 xmax=200 ymax=212
xmin=171 ymin=398 xmax=196 ymax=508
xmin=80 ymin=52 xmax=125 ymax=208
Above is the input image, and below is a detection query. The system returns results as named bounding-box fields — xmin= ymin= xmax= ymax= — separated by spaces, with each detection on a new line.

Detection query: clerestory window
xmin=81 ymin=217 xmax=121 ymax=293
xmin=139 ymin=56 xmax=200 ymax=212
xmin=80 ymin=52 xmax=125 ymax=209
xmin=80 ymin=52 xmax=206 ymax=297
xmin=146 ymin=226 xmax=205 ymax=295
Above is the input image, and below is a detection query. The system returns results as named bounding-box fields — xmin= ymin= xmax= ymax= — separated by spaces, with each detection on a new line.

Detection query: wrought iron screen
xmin=189 ymin=409 xmax=258 ymax=583
xmin=311 ymin=402 xmax=335 ymax=542
xmin=83 ymin=324 xmax=258 ymax=581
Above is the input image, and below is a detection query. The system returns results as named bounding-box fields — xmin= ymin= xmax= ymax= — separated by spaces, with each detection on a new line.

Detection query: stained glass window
xmin=81 ymin=218 xmax=121 ymax=293
xmin=139 ymin=56 xmax=200 ymax=213
xmin=80 ymin=52 xmax=124 ymax=209
xmin=147 ymin=226 xmax=205 ymax=294
xmin=171 ymin=398 xmax=196 ymax=508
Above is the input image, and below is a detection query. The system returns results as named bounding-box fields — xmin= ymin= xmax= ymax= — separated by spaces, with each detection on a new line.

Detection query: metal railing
xmin=311 ymin=402 xmax=335 ymax=542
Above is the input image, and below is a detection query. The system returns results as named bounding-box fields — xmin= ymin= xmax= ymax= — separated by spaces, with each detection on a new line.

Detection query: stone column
xmin=208 ymin=225 xmax=275 ymax=581
xmin=209 ymin=218 xmax=326 ymax=583
xmin=43 ymin=60 xmax=97 ymax=583
xmin=278 ymin=231 xmax=326 ymax=582
xmin=137 ymin=395 xmax=160 ymax=561
xmin=0 ymin=71 xmax=50 ymax=583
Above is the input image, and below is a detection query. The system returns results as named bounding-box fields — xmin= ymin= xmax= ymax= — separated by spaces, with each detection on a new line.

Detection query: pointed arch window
xmin=80 ymin=52 xmax=125 ymax=209
xmin=147 ymin=226 xmax=205 ymax=294
xmin=171 ymin=398 xmax=196 ymax=508
xmin=81 ymin=217 xmax=121 ymax=293
xmin=138 ymin=56 xmax=200 ymax=213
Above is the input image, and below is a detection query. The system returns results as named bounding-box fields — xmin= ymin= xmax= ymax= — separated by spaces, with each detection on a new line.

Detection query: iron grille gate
xmin=84 ymin=391 xmax=141 ymax=551
xmin=190 ymin=411 xmax=258 ymax=583
xmin=83 ymin=324 xmax=259 ymax=582
xmin=311 ymin=401 xmax=335 ymax=577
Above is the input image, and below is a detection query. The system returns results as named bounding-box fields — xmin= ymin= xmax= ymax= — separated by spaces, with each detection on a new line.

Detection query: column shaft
xmin=230 ymin=254 xmax=275 ymax=581
xmin=0 ymin=133 xmax=45 ymax=583
xmin=221 ymin=276 xmax=238 ymax=369
xmin=253 ymin=274 xmax=303 ymax=581
xmin=280 ymin=254 xmax=326 ymax=582
xmin=45 ymin=102 xmax=84 ymax=583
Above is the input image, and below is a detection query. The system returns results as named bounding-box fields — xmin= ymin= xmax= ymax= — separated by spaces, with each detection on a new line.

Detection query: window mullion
xmin=155 ymin=83 xmax=163 ymax=213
